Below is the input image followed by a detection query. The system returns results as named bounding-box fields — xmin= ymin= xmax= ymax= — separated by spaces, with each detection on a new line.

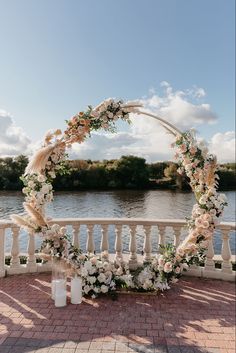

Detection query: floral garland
xmin=11 ymin=98 xmax=227 ymax=297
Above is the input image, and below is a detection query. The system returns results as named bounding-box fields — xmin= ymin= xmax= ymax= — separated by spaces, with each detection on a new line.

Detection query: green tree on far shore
xmin=0 ymin=155 xmax=235 ymax=191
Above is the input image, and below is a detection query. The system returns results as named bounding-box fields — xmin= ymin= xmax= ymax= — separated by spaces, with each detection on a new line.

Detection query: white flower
xmin=81 ymin=267 xmax=88 ymax=277
xmin=88 ymin=276 xmax=96 ymax=284
xmin=199 ymin=195 xmax=207 ymax=205
xmin=59 ymin=227 xmax=67 ymax=235
xmin=51 ymin=224 xmax=60 ymax=232
xmin=219 ymin=194 xmax=227 ymax=203
xmin=48 ymin=171 xmax=56 ymax=179
xmin=37 ymin=174 xmax=46 ymax=183
xmin=110 ymin=280 xmax=115 ymax=288
xmin=116 ymin=267 xmax=123 ymax=276
xmin=28 ymin=181 xmax=35 ymax=188
xmin=182 ymin=263 xmax=189 ymax=270
xmin=96 ymin=261 xmax=103 ymax=269
xmin=83 ymin=285 xmax=90 ymax=294
xmin=101 ymin=285 xmax=108 ymax=293
xmin=41 ymin=184 xmax=50 ymax=193
xmin=103 ymin=262 xmax=111 ymax=271
xmin=84 ymin=261 xmax=93 ymax=271
xmin=88 ymin=267 xmax=96 ymax=275
xmin=97 ymin=273 xmax=106 ymax=283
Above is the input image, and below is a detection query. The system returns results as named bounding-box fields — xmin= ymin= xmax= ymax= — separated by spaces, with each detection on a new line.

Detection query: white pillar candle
xmin=54 ymin=279 xmax=67 ymax=307
xmin=71 ymin=276 xmax=82 ymax=304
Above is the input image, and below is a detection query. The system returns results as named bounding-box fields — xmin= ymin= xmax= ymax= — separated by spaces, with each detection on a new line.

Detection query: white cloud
xmin=70 ymin=132 xmax=140 ymax=160
xmin=70 ymin=83 xmax=220 ymax=162
xmin=209 ymin=131 xmax=235 ymax=163
xmin=0 ymin=109 xmax=31 ymax=156
xmin=140 ymin=82 xmax=216 ymax=129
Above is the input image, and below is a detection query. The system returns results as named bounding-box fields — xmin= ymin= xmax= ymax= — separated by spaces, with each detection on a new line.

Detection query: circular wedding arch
xmin=12 ymin=98 xmax=227 ymax=294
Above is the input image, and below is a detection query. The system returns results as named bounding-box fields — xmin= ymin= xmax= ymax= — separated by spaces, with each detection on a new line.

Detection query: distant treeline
xmin=0 ymin=155 xmax=235 ymax=191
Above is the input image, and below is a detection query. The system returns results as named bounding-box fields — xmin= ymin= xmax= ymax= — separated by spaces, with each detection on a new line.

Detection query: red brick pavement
xmin=0 ymin=273 xmax=235 ymax=353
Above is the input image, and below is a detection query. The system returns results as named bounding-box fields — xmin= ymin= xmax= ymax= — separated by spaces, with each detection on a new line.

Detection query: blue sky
xmin=0 ymin=0 xmax=235 ymax=162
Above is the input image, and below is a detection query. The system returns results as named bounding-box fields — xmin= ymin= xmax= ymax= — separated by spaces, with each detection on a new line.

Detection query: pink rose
xmin=175 ymin=254 xmax=182 ymax=262
xmin=189 ymin=146 xmax=197 ymax=155
xmin=202 ymin=220 xmax=209 ymax=229
xmin=180 ymin=144 xmax=187 ymax=153
xmin=164 ymin=262 xmax=173 ymax=273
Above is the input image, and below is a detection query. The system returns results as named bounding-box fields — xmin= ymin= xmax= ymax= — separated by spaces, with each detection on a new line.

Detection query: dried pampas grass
xmin=25 ymin=142 xmax=61 ymax=175
xmin=11 ymin=214 xmax=36 ymax=232
xmin=38 ymin=253 xmax=52 ymax=262
xmin=23 ymin=203 xmax=47 ymax=227
xmin=137 ymin=110 xmax=181 ymax=137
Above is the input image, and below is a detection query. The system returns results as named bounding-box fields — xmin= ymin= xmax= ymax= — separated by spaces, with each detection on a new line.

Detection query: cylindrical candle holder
xmin=51 ymin=258 xmax=67 ymax=306
xmin=71 ymin=275 xmax=82 ymax=304
xmin=55 ymin=279 xmax=67 ymax=307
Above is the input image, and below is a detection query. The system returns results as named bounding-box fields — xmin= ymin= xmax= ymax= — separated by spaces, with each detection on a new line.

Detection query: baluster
xmin=158 ymin=226 xmax=166 ymax=250
xmin=0 ymin=227 xmax=5 ymax=277
xmin=115 ymin=225 xmax=123 ymax=263
xmin=27 ymin=230 xmax=37 ymax=272
xmin=173 ymin=226 xmax=182 ymax=248
xmin=86 ymin=224 xmax=95 ymax=255
xmin=101 ymin=224 xmax=109 ymax=259
xmin=11 ymin=228 xmax=20 ymax=269
xmin=204 ymin=238 xmax=215 ymax=272
xmin=72 ymin=225 xmax=80 ymax=248
xmin=143 ymin=225 xmax=152 ymax=263
xmin=221 ymin=229 xmax=232 ymax=274
xmin=129 ymin=225 xmax=138 ymax=269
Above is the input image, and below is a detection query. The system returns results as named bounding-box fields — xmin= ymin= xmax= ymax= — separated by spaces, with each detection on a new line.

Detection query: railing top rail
xmin=0 ymin=218 xmax=235 ymax=230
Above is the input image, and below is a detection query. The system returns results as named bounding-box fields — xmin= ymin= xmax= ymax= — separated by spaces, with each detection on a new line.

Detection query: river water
xmin=0 ymin=190 xmax=235 ymax=254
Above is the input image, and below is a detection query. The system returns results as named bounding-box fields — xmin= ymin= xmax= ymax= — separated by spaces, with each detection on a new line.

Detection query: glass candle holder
xmin=71 ymin=273 xmax=82 ymax=304
xmin=51 ymin=258 xmax=67 ymax=307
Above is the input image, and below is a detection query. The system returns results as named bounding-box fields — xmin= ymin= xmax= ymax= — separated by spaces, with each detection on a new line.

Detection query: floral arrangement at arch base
xmin=11 ymin=98 xmax=227 ymax=298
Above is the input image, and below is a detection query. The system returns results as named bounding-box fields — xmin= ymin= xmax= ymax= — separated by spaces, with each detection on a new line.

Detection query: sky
xmin=0 ymin=0 xmax=235 ymax=162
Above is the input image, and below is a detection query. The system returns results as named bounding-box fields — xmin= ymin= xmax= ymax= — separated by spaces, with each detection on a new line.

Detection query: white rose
xmin=116 ymin=267 xmax=123 ymax=276
xmin=81 ymin=267 xmax=88 ymax=277
xmin=83 ymin=285 xmax=90 ymax=294
xmin=49 ymin=171 xmax=56 ymax=179
xmin=28 ymin=181 xmax=35 ymax=188
xmin=41 ymin=184 xmax=50 ymax=193
xmin=199 ymin=196 xmax=207 ymax=205
xmin=37 ymin=175 xmax=46 ymax=183
xmin=219 ymin=194 xmax=227 ymax=203
xmin=182 ymin=263 xmax=189 ymax=270
xmin=88 ymin=276 xmax=96 ymax=284
xmin=88 ymin=267 xmax=96 ymax=275
xmin=51 ymin=224 xmax=60 ymax=232
xmin=96 ymin=261 xmax=103 ymax=269
xmin=84 ymin=261 xmax=93 ymax=271
xmin=97 ymin=273 xmax=106 ymax=283
xmin=100 ymin=285 xmax=108 ymax=293
xmin=59 ymin=227 xmax=67 ymax=235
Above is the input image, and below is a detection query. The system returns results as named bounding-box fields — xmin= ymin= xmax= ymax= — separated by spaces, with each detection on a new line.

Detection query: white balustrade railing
xmin=0 ymin=218 xmax=235 ymax=281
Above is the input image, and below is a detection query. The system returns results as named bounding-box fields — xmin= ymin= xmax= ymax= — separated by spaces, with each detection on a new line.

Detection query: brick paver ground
xmin=0 ymin=273 xmax=235 ymax=353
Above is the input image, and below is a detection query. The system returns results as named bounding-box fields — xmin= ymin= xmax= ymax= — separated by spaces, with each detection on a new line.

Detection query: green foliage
xmin=217 ymin=169 xmax=236 ymax=190
xmin=0 ymin=155 xmax=235 ymax=191
xmin=0 ymin=155 xmax=28 ymax=190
